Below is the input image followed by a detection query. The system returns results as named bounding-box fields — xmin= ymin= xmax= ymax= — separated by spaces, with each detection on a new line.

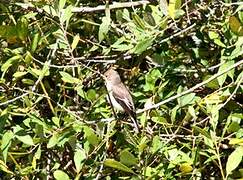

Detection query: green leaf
xmin=22 ymin=79 xmax=35 ymax=85
xmin=112 ymin=44 xmax=134 ymax=52
xmin=178 ymin=93 xmax=196 ymax=107
xmin=1 ymin=131 xmax=14 ymax=162
xmin=1 ymin=55 xmax=21 ymax=72
xmin=132 ymin=13 xmax=146 ymax=29
xmin=13 ymin=71 xmax=28 ymax=78
xmin=52 ymin=117 xmax=60 ymax=127
xmin=30 ymin=66 xmax=49 ymax=77
xmin=203 ymin=75 xmax=219 ymax=89
xmin=71 ymin=34 xmax=80 ymax=51
xmin=87 ymin=89 xmax=96 ymax=101
xmin=229 ymin=138 xmax=243 ymax=145
xmin=171 ymin=105 xmax=179 ymax=123
xmin=16 ymin=17 xmax=28 ymax=41
xmin=54 ymin=170 xmax=70 ymax=180
xmin=133 ymin=37 xmax=154 ymax=54
xmin=229 ymin=16 xmax=243 ymax=36
xmin=104 ymin=159 xmax=134 ymax=173
xmin=143 ymin=12 xmax=156 ymax=26
xmin=226 ymin=146 xmax=243 ymax=176
xmin=168 ymin=0 xmax=181 ymax=19
xmin=60 ymin=71 xmax=80 ymax=84
xmin=217 ymin=60 xmax=234 ymax=87
xmin=31 ymin=33 xmax=39 ymax=53
xmin=191 ymin=125 xmax=210 ymax=138
xmin=59 ymin=0 xmax=66 ymax=10
xmin=120 ymin=149 xmax=137 ymax=166
xmin=15 ymin=134 xmax=34 ymax=146
xmin=151 ymin=116 xmax=167 ymax=124
xmin=74 ymin=149 xmax=86 ymax=173
xmin=227 ymin=121 xmax=240 ymax=133
xmin=188 ymin=106 xmax=197 ymax=119
xmin=152 ymin=135 xmax=162 ymax=153
xmin=208 ymin=31 xmax=219 ymax=39
xmin=144 ymin=69 xmax=162 ymax=91
xmin=76 ymin=85 xmax=85 ymax=98
xmin=122 ymin=9 xmax=130 ymax=21
xmin=0 ymin=160 xmax=14 ymax=175
xmin=83 ymin=126 xmax=100 ymax=146
xmin=98 ymin=16 xmax=110 ymax=42
xmin=61 ymin=5 xmax=73 ymax=25
xmin=24 ymin=51 xmax=33 ymax=64
xmin=159 ymin=0 xmax=168 ymax=16
xmin=179 ymin=163 xmax=193 ymax=173
xmin=47 ymin=133 xmax=59 ymax=148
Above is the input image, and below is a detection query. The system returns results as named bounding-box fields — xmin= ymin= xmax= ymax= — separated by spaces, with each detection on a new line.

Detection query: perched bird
xmin=104 ymin=68 xmax=140 ymax=133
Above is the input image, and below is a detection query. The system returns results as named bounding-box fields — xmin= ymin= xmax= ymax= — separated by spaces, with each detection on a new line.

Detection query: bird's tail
xmin=130 ymin=112 xmax=141 ymax=133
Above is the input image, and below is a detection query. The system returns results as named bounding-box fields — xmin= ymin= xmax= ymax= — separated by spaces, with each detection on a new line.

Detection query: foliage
xmin=0 ymin=0 xmax=243 ymax=179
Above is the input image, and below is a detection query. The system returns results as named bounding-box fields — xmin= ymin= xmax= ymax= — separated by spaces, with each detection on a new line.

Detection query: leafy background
xmin=0 ymin=0 xmax=243 ymax=179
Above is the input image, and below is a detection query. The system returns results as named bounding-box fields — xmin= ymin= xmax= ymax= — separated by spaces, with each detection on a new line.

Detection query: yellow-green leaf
xmin=229 ymin=16 xmax=243 ymax=36
xmin=226 ymin=146 xmax=243 ymax=176
xmin=104 ymin=159 xmax=134 ymax=173
xmin=179 ymin=163 xmax=193 ymax=173
xmin=120 ymin=149 xmax=137 ymax=166
xmin=168 ymin=0 xmax=181 ymax=19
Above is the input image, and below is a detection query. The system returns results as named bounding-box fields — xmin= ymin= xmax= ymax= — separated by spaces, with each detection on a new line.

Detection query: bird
xmin=103 ymin=68 xmax=140 ymax=133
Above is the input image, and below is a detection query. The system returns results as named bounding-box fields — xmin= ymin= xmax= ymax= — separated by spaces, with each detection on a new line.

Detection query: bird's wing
xmin=111 ymin=83 xmax=135 ymax=114
xmin=112 ymin=83 xmax=140 ymax=133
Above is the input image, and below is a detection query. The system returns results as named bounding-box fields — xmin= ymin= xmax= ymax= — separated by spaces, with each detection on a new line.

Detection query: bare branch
xmin=72 ymin=1 xmax=151 ymax=13
xmin=137 ymin=59 xmax=243 ymax=114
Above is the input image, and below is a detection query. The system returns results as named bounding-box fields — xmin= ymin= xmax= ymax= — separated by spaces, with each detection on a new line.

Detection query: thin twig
xmin=160 ymin=23 xmax=196 ymax=44
xmin=0 ymin=92 xmax=29 ymax=107
xmin=72 ymin=1 xmax=150 ymax=13
xmin=137 ymin=59 xmax=243 ymax=113
xmin=219 ymin=74 xmax=243 ymax=109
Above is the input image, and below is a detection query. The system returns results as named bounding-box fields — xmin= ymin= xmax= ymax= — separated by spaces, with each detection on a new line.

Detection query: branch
xmin=72 ymin=1 xmax=151 ymax=13
xmin=0 ymin=92 xmax=29 ymax=107
xmin=137 ymin=59 xmax=243 ymax=114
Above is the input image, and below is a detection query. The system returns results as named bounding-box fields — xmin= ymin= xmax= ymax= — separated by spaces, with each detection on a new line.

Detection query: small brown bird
xmin=104 ymin=68 xmax=140 ymax=133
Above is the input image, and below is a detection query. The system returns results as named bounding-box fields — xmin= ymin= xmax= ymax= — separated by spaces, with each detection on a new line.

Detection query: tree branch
xmin=137 ymin=59 xmax=243 ymax=114
xmin=72 ymin=1 xmax=151 ymax=13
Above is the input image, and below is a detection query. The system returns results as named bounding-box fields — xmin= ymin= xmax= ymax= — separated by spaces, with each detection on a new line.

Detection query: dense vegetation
xmin=0 ymin=0 xmax=242 ymax=179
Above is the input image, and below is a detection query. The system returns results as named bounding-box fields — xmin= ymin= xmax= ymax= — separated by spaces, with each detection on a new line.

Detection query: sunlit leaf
xmin=0 ymin=160 xmax=14 ymax=175
xmin=217 ymin=60 xmax=234 ymax=87
xmin=59 ymin=0 xmax=66 ymax=10
xmin=179 ymin=163 xmax=193 ymax=173
xmin=226 ymin=146 xmax=243 ymax=176
xmin=120 ymin=149 xmax=137 ymax=166
xmin=31 ymin=33 xmax=39 ymax=53
xmin=87 ymin=89 xmax=96 ymax=101
xmin=74 ymin=149 xmax=86 ymax=173
xmin=1 ymin=55 xmax=21 ymax=72
xmin=229 ymin=16 xmax=243 ymax=36
xmin=13 ymin=71 xmax=28 ymax=78
xmin=178 ymin=93 xmax=196 ymax=107
xmin=60 ymin=71 xmax=80 ymax=84
xmin=83 ymin=126 xmax=100 ymax=146
xmin=54 ymin=170 xmax=70 ymax=180
xmin=168 ymin=0 xmax=181 ymax=19
xmin=104 ymin=159 xmax=134 ymax=173
xmin=1 ymin=131 xmax=14 ymax=162
xmin=71 ymin=34 xmax=80 ymax=51
xmin=15 ymin=134 xmax=34 ymax=146
xmin=133 ymin=37 xmax=154 ymax=54
xmin=159 ymin=0 xmax=168 ymax=16
xmin=229 ymin=138 xmax=243 ymax=145
xmin=132 ymin=13 xmax=146 ymax=29
xmin=98 ymin=16 xmax=110 ymax=42
xmin=47 ymin=133 xmax=59 ymax=148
